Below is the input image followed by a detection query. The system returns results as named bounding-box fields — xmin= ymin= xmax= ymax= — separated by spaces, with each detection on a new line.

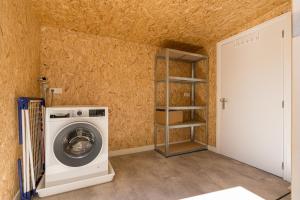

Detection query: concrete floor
xmin=38 ymin=151 xmax=290 ymax=200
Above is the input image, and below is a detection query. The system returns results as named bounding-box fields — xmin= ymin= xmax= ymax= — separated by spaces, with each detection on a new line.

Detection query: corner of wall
xmin=0 ymin=1 xmax=41 ymax=199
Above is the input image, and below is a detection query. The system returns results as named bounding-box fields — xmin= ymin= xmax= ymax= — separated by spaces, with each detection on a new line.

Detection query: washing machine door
xmin=54 ymin=122 xmax=102 ymax=167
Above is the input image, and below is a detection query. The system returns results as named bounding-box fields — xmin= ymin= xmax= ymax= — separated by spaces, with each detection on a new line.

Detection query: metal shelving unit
xmin=154 ymin=48 xmax=209 ymax=157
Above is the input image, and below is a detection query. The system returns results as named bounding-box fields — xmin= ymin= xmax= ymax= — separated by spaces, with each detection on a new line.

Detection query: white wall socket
xmin=49 ymin=88 xmax=62 ymax=94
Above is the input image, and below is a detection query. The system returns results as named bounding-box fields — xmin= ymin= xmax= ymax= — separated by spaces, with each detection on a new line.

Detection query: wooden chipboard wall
xmin=0 ymin=1 xmax=41 ymax=199
xmin=40 ymin=27 xmax=158 ymax=151
xmin=41 ymin=28 xmax=209 ymax=150
xmin=32 ymin=0 xmax=291 ymax=147
xmin=39 ymin=2 xmax=291 ymax=149
xmin=0 ymin=1 xmax=292 ymax=198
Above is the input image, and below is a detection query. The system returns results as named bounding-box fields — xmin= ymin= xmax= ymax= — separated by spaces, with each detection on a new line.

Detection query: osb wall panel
xmin=31 ymin=0 xmax=290 ymax=49
xmin=0 ymin=1 xmax=40 ymax=199
xmin=156 ymin=60 xmax=192 ymax=107
xmin=41 ymin=26 xmax=208 ymax=149
xmin=206 ymin=2 xmax=291 ymax=146
xmin=40 ymin=26 xmax=158 ymax=151
xmin=31 ymin=0 xmax=291 ymax=148
xmin=156 ymin=60 xmax=208 ymax=106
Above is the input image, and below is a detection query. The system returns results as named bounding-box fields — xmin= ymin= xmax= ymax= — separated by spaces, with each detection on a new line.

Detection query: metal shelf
xmin=155 ymin=141 xmax=207 ymax=157
xmin=154 ymin=48 xmax=209 ymax=157
xmin=156 ymin=76 xmax=207 ymax=84
xmin=156 ymin=106 xmax=206 ymax=111
xmin=156 ymin=120 xmax=206 ymax=129
xmin=156 ymin=48 xmax=207 ymax=62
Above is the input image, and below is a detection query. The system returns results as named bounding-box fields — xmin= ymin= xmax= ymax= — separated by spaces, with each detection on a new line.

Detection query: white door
xmin=217 ymin=16 xmax=289 ymax=177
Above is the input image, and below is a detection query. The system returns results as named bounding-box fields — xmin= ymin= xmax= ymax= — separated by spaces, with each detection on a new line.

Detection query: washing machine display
xmin=54 ymin=122 xmax=102 ymax=167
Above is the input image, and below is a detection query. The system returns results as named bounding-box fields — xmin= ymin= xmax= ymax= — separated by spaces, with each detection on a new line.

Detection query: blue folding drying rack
xmin=17 ymin=97 xmax=45 ymax=200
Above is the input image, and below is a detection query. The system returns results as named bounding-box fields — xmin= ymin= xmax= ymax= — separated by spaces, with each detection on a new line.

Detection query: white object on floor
xmin=37 ymin=161 xmax=115 ymax=197
xmin=45 ymin=106 xmax=108 ymax=187
xmin=181 ymin=187 xmax=265 ymax=200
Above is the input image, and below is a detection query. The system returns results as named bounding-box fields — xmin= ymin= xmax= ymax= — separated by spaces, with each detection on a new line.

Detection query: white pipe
xmin=25 ymin=110 xmax=36 ymax=190
xmin=25 ymin=120 xmax=30 ymax=193
xmin=21 ymin=110 xmax=27 ymax=194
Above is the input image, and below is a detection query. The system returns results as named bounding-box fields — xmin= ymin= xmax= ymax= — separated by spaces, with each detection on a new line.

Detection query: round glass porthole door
xmin=54 ymin=122 xmax=102 ymax=167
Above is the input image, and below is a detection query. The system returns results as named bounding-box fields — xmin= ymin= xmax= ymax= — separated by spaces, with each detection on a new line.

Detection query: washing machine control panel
xmin=49 ymin=108 xmax=106 ymax=119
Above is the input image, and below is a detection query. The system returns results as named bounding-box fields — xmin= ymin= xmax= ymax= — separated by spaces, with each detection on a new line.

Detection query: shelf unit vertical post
xmin=154 ymin=56 xmax=158 ymax=150
xmin=165 ymin=50 xmax=170 ymax=155
xmin=205 ymin=58 xmax=209 ymax=145
xmin=191 ymin=62 xmax=195 ymax=142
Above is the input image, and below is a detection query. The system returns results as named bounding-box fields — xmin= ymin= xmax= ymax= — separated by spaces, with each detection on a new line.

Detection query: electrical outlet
xmin=184 ymin=92 xmax=190 ymax=97
xmin=49 ymin=88 xmax=62 ymax=94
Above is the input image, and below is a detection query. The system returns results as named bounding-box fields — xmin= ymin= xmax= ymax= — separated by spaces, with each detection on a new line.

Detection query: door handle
xmin=220 ymin=98 xmax=228 ymax=110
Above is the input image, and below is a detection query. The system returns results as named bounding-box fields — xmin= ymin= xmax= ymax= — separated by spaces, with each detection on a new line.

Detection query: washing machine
xmin=45 ymin=106 xmax=108 ymax=187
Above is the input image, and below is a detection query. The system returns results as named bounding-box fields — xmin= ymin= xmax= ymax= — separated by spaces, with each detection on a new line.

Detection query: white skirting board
xmin=207 ymin=145 xmax=218 ymax=153
xmin=194 ymin=140 xmax=218 ymax=153
xmin=109 ymin=145 xmax=155 ymax=157
xmin=36 ymin=161 xmax=115 ymax=197
xmin=109 ymin=142 xmax=216 ymax=157
xmin=109 ymin=140 xmax=187 ymax=157
xmin=109 ymin=140 xmax=193 ymax=157
xmin=13 ymin=191 xmax=20 ymax=200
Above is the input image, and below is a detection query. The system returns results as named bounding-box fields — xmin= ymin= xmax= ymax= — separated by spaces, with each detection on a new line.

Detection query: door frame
xmin=216 ymin=12 xmax=292 ymax=181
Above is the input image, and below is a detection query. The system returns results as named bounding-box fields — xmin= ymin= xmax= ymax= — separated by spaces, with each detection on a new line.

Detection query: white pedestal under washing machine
xmin=45 ymin=106 xmax=109 ymax=187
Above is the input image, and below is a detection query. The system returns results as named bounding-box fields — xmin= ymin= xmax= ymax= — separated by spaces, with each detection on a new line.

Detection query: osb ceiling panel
xmin=31 ymin=0 xmax=290 ymax=49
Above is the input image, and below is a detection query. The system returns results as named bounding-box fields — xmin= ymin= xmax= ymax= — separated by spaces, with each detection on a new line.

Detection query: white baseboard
xmin=13 ymin=190 xmax=20 ymax=200
xmin=208 ymin=145 xmax=218 ymax=153
xmin=194 ymin=140 xmax=218 ymax=153
xmin=109 ymin=145 xmax=154 ymax=157
xmin=109 ymin=140 xmax=190 ymax=157
xmin=109 ymin=140 xmax=219 ymax=157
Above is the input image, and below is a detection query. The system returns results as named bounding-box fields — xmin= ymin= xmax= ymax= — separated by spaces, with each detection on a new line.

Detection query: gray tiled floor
xmin=37 ymin=151 xmax=290 ymax=200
